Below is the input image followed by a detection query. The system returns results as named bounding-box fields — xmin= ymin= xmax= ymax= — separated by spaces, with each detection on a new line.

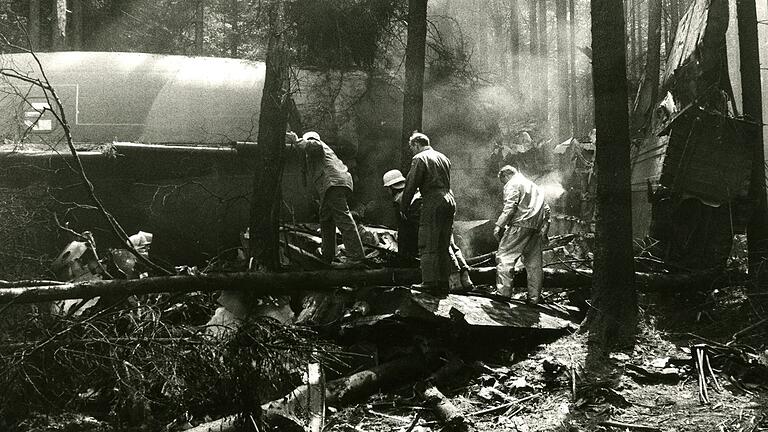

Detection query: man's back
xmin=305 ymin=140 xmax=353 ymax=197
xmin=505 ymin=173 xmax=546 ymax=228
xmin=412 ymin=147 xmax=451 ymax=193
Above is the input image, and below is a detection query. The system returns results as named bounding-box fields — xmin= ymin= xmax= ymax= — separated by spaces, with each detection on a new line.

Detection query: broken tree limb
xmin=0 ymin=266 xmax=735 ymax=304
xmin=418 ymin=383 xmax=470 ymax=432
xmin=467 ymin=394 xmax=539 ymax=416
xmin=189 ymin=354 xmax=434 ymax=432
xmin=597 ymin=420 xmax=661 ymax=432
xmin=0 ymin=268 xmax=420 ymax=304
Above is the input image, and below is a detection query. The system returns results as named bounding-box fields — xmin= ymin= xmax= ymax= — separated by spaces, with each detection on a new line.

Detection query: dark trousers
xmin=320 ymin=186 xmax=365 ymax=262
xmin=418 ymin=192 xmax=456 ymax=284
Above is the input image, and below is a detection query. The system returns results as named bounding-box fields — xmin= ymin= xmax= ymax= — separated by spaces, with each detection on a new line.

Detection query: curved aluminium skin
xmin=0 ymin=51 xmax=266 ymax=146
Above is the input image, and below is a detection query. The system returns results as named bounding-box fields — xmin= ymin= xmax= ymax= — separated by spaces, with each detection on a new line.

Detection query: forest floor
xmin=325 ymin=284 xmax=768 ymax=432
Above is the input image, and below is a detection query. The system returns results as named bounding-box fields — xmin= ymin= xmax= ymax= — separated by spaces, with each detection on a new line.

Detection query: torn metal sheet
xmin=337 ymin=287 xmax=572 ymax=331
xmin=408 ymin=290 xmax=571 ymax=330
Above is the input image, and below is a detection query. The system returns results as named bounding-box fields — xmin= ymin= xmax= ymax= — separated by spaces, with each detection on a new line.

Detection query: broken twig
xmin=468 ymin=393 xmax=538 ymax=416
xmin=597 ymin=420 xmax=661 ymax=431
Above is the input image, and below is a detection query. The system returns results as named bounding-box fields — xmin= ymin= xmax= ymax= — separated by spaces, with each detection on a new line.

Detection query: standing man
xmin=494 ymin=165 xmax=550 ymax=304
xmin=289 ymin=131 xmax=365 ymax=268
xmin=383 ymin=169 xmax=473 ymax=290
xmin=401 ymin=132 xmax=455 ymax=294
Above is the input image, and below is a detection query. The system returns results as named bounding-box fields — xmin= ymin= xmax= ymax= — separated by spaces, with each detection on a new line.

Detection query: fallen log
xmin=188 ymin=354 xmax=433 ymax=432
xmin=418 ymin=383 xmax=470 ymax=432
xmin=471 ymin=267 xmax=732 ymax=291
xmin=0 ymin=266 xmax=733 ymax=304
xmin=0 ymin=268 xmax=420 ymax=304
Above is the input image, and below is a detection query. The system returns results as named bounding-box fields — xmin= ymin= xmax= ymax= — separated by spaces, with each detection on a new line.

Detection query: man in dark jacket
xmin=401 ymin=132 xmax=455 ymax=294
xmin=291 ymin=131 xmax=365 ymax=267
xmin=383 ymin=169 xmax=473 ymax=290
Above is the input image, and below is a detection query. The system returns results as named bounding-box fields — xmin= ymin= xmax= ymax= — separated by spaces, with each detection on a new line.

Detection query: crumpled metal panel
xmin=341 ymin=287 xmax=571 ymax=331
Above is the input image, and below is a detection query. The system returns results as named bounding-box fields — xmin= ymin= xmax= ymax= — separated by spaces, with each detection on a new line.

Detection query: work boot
xmin=411 ymin=282 xmax=437 ymax=292
xmin=526 ymin=295 xmax=541 ymax=305
xmin=434 ymin=281 xmax=450 ymax=297
xmin=411 ymin=282 xmax=449 ymax=297
xmin=497 ymin=285 xmax=513 ymax=298
xmin=331 ymin=259 xmax=366 ymax=269
xmin=460 ymin=269 xmax=474 ymax=289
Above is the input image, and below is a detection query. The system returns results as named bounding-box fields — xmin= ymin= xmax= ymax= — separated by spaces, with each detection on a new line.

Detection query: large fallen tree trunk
xmin=470 ymin=266 xmax=730 ymax=291
xmin=0 ymin=268 xmax=420 ymax=304
xmin=0 ymin=267 xmax=731 ymax=304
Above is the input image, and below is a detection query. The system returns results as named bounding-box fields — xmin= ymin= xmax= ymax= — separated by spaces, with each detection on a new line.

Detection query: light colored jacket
xmin=305 ymin=139 xmax=353 ymax=199
xmin=496 ymin=172 xmax=549 ymax=230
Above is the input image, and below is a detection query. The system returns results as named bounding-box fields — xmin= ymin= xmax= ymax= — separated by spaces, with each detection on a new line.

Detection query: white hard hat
xmin=302 ymin=131 xmax=321 ymax=141
xmin=382 ymin=169 xmax=406 ymax=188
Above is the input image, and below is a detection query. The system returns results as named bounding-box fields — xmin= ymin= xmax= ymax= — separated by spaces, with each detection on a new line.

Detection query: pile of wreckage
xmin=3 ymin=222 xmax=768 ymax=432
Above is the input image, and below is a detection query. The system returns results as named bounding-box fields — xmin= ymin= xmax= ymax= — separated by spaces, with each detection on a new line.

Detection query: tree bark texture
xmin=491 ymin=10 xmax=506 ymax=76
xmin=0 ymin=269 xmax=422 ymax=304
xmin=509 ymin=0 xmax=521 ymax=93
xmin=529 ymin=0 xmax=539 ymax=98
xmin=668 ymin=0 xmax=679 ymax=53
xmin=645 ymin=0 xmax=662 ymax=125
xmin=195 ymin=0 xmax=204 ymax=55
xmin=569 ymin=0 xmax=577 ymax=134
xmin=52 ymin=0 xmax=67 ymax=50
xmin=71 ymin=0 xmax=83 ymax=50
xmin=538 ymin=0 xmax=549 ymax=122
xmin=586 ymin=0 xmax=637 ymax=361
xmin=230 ymin=0 xmax=239 ymax=57
xmin=556 ymin=0 xmax=569 ymax=140
xmin=401 ymin=0 xmax=428 ymax=174
xmin=0 ymin=267 xmax=725 ymax=304
xmin=249 ymin=0 xmax=290 ymax=271
xmin=28 ymin=0 xmax=39 ymax=50
xmin=629 ymin=0 xmax=637 ymax=82
xmin=740 ymin=0 xmax=768 ymax=288
xmin=419 ymin=384 xmax=469 ymax=431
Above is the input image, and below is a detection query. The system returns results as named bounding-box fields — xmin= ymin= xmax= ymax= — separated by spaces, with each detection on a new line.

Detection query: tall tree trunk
xmin=230 ymin=0 xmax=239 ymax=57
xmin=71 ymin=0 xmax=83 ymax=50
xmin=584 ymin=0 xmax=637 ymax=367
xmin=529 ymin=0 xmax=539 ymax=99
xmin=629 ymin=0 xmax=636 ymax=82
xmin=195 ymin=0 xmax=204 ymax=55
xmin=556 ymin=0 xmax=569 ymax=139
xmin=401 ymin=0 xmax=428 ymax=174
xmin=28 ymin=0 xmax=39 ymax=50
xmin=645 ymin=0 xmax=661 ymax=124
xmin=538 ymin=0 xmax=549 ymax=123
xmin=491 ymin=10 xmax=506 ymax=76
xmin=249 ymin=0 xmax=290 ymax=271
xmin=740 ymin=0 xmax=768 ymax=289
xmin=569 ymin=0 xmax=577 ymax=134
xmin=509 ymin=0 xmax=520 ymax=94
xmin=52 ymin=0 xmax=67 ymax=50
xmin=668 ymin=0 xmax=679 ymax=54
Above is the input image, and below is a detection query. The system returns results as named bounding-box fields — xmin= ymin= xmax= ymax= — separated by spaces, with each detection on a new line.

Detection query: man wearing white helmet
xmin=383 ymin=169 xmax=473 ymax=290
xmin=288 ymin=130 xmax=365 ymax=267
